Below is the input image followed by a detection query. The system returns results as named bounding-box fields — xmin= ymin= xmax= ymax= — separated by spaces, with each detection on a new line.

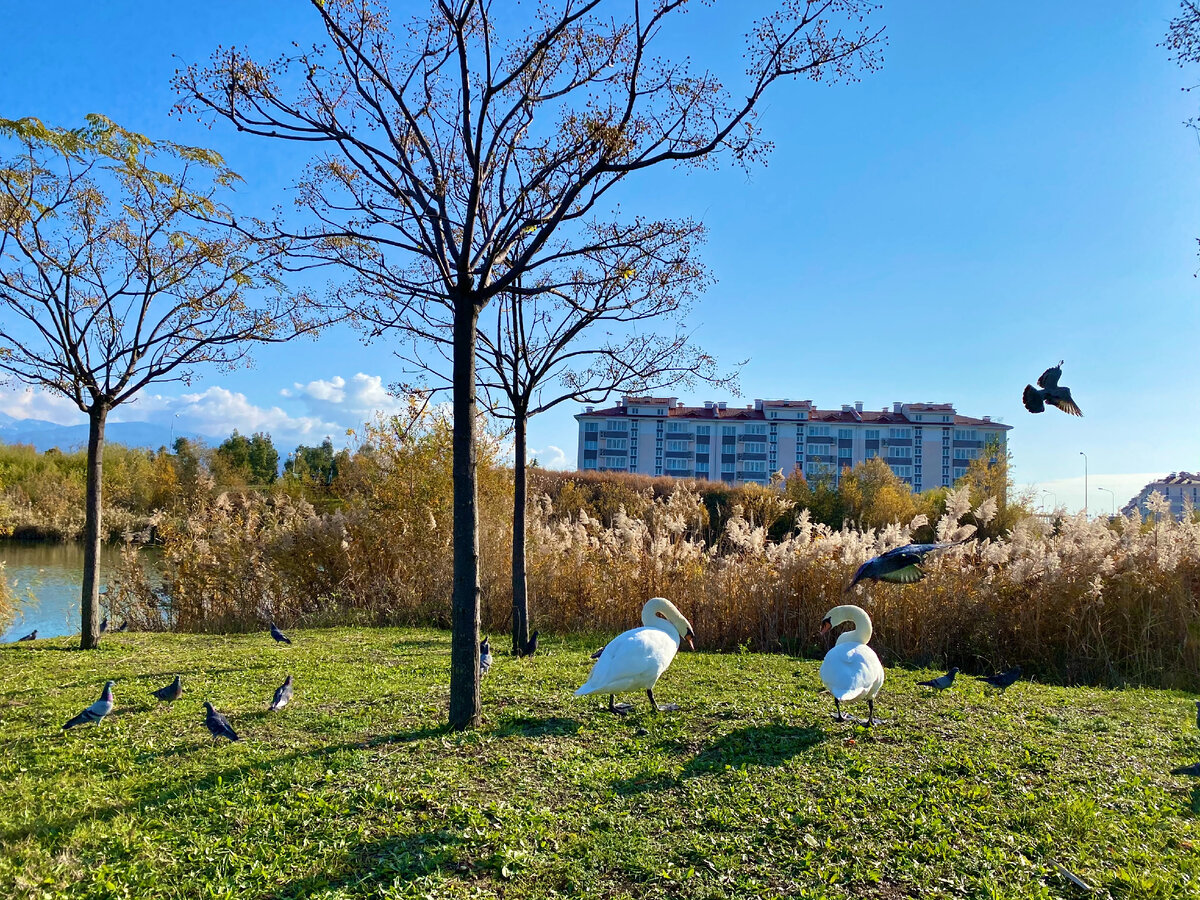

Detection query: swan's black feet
xmin=646 ymin=689 xmax=679 ymax=713
xmin=608 ymin=695 xmax=634 ymax=716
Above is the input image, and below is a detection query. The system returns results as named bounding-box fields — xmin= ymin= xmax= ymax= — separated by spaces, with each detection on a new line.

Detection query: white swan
xmin=575 ymin=597 xmax=694 ymax=714
xmin=819 ymin=604 xmax=885 ymax=726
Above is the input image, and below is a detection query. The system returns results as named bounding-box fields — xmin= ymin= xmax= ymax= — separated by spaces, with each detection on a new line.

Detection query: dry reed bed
xmin=110 ymin=484 xmax=1200 ymax=689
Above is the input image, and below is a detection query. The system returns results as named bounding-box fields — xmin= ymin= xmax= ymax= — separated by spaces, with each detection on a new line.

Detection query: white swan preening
xmin=819 ymin=604 xmax=885 ymax=726
xmin=575 ymin=597 xmax=694 ymax=714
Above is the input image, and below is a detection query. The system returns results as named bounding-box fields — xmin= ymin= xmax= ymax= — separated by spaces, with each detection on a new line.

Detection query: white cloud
xmin=0 ymin=385 xmax=86 ymax=425
xmin=529 ymin=444 xmax=569 ymax=470
xmin=282 ymin=373 xmax=409 ymax=422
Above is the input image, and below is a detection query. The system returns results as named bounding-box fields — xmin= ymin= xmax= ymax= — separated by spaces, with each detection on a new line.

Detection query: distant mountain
xmin=0 ymin=412 xmax=216 ymax=452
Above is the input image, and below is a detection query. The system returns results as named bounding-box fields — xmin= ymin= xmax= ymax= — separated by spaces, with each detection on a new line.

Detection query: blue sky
xmin=1 ymin=1 xmax=1196 ymax=513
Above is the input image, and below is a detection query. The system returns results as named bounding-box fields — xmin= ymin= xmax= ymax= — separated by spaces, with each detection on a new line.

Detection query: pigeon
xmin=17 ymin=629 xmax=37 ymax=642
xmin=152 ymin=675 xmax=183 ymax=705
xmin=1172 ymin=761 xmax=1200 ymax=777
xmin=846 ymin=541 xmax=964 ymax=591
xmin=1194 ymin=699 xmax=1199 ymax=731
xmin=976 ymin=665 xmax=1022 ymax=689
xmin=116 ymin=621 xmax=130 ymax=633
xmin=99 ymin=618 xmax=108 ymax=634
xmin=269 ymin=675 xmax=293 ymax=711
xmin=1022 ymin=361 xmax=1082 ymax=417
xmin=63 ymin=681 xmax=115 ymax=730
xmin=269 ymin=622 xmax=292 ymax=645
xmin=519 ymin=630 xmax=540 ymax=658
xmin=479 ymin=637 xmax=493 ymax=677
xmin=203 ymin=702 xmax=240 ymax=742
xmin=917 ymin=667 xmax=960 ymax=690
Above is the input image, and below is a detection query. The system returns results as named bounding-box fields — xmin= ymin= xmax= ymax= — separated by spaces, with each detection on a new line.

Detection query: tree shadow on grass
xmin=494 ymin=716 xmax=580 ymax=738
xmin=270 ymin=830 xmax=465 ymax=899
xmin=611 ymin=724 xmax=827 ymax=796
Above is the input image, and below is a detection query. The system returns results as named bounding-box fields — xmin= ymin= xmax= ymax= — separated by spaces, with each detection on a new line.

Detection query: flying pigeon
xmin=203 ymin=702 xmax=240 ymax=742
xmin=976 ymin=665 xmax=1022 ymax=689
xmin=269 ymin=622 xmax=292 ymax=645
xmin=1022 ymin=361 xmax=1082 ymax=417
xmin=519 ymin=630 xmax=540 ymax=658
xmin=479 ymin=637 xmax=493 ymax=677
xmin=99 ymin=618 xmax=108 ymax=634
xmin=152 ymin=675 xmax=183 ymax=705
xmin=847 ymin=541 xmax=963 ymax=591
xmin=17 ymin=629 xmax=37 ymax=642
xmin=63 ymin=681 xmax=115 ymax=730
xmin=917 ymin=667 xmax=960 ymax=690
xmin=269 ymin=675 xmax=293 ymax=711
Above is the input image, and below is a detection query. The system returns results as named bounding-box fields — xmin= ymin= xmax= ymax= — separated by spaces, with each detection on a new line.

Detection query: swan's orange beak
xmin=684 ymin=630 xmax=695 ymax=650
xmin=819 ymin=618 xmax=832 ymax=636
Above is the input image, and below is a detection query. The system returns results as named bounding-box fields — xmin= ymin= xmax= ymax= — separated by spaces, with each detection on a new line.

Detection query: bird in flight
xmin=846 ymin=541 xmax=963 ymax=591
xmin=1022 ymin=361 xmax=1082 ymax=416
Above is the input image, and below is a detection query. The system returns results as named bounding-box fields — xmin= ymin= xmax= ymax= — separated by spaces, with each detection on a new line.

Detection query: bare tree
xmin=0 ymin=115 xmax=322 ymax=649
xmin=177 ymin=0 xmax=885 ymax=728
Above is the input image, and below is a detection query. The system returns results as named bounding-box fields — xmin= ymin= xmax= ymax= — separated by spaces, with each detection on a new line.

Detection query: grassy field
xmin=1 ymin=629 xmax=1198 ymax=899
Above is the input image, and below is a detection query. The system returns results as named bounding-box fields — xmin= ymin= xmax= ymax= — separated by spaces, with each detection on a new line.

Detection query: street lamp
xmin=1098 ymin=486 xmax=1115 ymax=517
xmin=1079 ymin=451 xmax=1088 ymax=517
xmin=1042 ymin=489 xmax=1057 ymax=513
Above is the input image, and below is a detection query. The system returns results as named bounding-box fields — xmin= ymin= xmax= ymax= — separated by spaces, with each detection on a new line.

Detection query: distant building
xmin=1122 ymin=472 xmax=1200 ymax=519
xmin=574 ymin=396 xmax=1011 ymax=491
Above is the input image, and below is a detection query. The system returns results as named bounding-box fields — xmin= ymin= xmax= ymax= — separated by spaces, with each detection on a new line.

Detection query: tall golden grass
xmin=109 ymin=416 xmax=1200 ymax=688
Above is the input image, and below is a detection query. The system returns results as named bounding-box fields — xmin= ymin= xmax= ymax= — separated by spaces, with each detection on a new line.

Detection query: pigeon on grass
xmin=203 ymin=702 xmax=240 ymax=742
xmin=152 ymin=675 xmax=183 ymax=705
xmin=269 ymin=622 xmax=292 ymax=645
xmin=63 ymin=681 xmax=115 ymax=730
xmin=479 ymin=638 xmax=493 ymax=678
xmin=976 ymin=666 xmax=1022 ymax=689
xmin=17 ymin=630 xmax=37 ymax=642
xmin=269 ymin=675 xmax=293 ymax=711
xmin=917 ymin=668 xmax=959 ymax=691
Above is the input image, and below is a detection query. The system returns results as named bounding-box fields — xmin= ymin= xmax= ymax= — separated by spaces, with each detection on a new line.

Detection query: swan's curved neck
xmin=642 ymin=604 xmax=679 ymax=639
xmin=835 ymin=606 xmax=873 ymax=645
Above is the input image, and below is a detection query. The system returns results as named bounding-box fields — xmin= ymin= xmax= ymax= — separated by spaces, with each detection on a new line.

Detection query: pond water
xmin=0 ymin=542 xmax=129 ymax=641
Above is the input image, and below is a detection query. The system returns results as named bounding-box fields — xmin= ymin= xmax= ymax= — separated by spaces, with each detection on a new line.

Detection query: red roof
xmin=576 ymin=403 xmax=1010 ymax=429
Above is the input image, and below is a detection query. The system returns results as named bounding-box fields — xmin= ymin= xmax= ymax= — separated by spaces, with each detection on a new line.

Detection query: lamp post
xmin=1042 ymin=489 xmax=1057 ymax=513
xmin=1098 ymin=486 xmax=1115 ymax=517
xmin=1079 ymin=451 xmax=1088 ymax=517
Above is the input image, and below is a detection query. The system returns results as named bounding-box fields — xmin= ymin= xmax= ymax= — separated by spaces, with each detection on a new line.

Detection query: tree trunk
xmin=80 ymin=404 xmax=107 ymax=650
xmin=511 ymin=412 xmax=530 ymax=655
xmin=449 ymin=298 xmax=482 ymax=729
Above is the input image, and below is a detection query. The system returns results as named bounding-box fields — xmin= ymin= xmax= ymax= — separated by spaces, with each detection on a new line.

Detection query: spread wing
xmin=878 ymin=563 xmax=924 ymax=584
xmin=1037 ymin=365 xmax=1061 ymax=390
xmin=1047 ymin=390 xmax=1082 ymax=417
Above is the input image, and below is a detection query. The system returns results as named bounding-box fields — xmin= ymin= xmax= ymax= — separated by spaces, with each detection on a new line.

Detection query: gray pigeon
xmin=269 ymin=675 xmax=293 ymax=711
xmin=479 ymin=637 xmax=493 ymax=677
xmin=99 ymin=618 xmax=108 ymax=634
xmin=1022 ymin=361 xmax=1082 ymax=416
xmin=203 ymin=702 xmax=240 ymax=742
xmin=152 ymin=675 xmax=182 ymax=705
xmin=847 ymin=541 xmax=964 ymax=590
xmin=976 ymin=665 xmax=1022 ymax=689
xmin=1194 ymin=699 xmax=1199 ymax=731
xmin=17 ymin=629 xmax=36 ymax=642
xmin=917 ymin=667 xmax=959 ymax=690
xmin=269 ymin=622 xmax=292 ymax=645
xmin=518 ymin=630 xmax=539 ymax=658
xmin=63 ymin=681 xmax=115 ymax=729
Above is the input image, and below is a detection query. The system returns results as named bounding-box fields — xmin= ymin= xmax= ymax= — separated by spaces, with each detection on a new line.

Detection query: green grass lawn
xmin=1 ymin=628 xmax=1198 ymax=899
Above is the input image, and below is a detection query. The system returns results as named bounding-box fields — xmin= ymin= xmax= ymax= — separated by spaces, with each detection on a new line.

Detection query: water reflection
xmin=1 ymin=542 xmax=127 ymax=641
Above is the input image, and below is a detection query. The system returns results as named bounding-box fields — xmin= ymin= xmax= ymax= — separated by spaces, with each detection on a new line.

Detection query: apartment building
xmin=1121 ymin=472 xmax=1200 ymax=520
xmin=575 ymin=396 xmax=1011 ymax=492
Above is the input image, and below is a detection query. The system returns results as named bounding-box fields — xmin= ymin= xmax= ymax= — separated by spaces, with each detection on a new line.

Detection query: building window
xmin=666 ymin=440 xmax=689 ymax=452
xmin=888 ymin=427 xmax=911 ymax=440
xmin=667 ymin=421 xmax=686 ymax=433
xmin=665 ymin=458 xmax=689 ymax=471
xmin=742 ymin=460 xmax=765 ymax=473
xmin=743 ymin=441 xmax=766 ymax=454
xmin=606 ymin=438 xmax=627 ymax=450
xmin=888 ymin=445 xmax=907 ymax=458
xmin=746 ymin=423 xmax=766 ymax=435
xmin=809 ymin=425 xmax=831 ymax=437
xmin=838 ymin=428 xmax=853 ymax=440
xmin=607 ymin=419 xmax=627 ymax=432
xmin=954 ymin=429 xmax=978 ymax=442
xmin=583 ymin=421 xmax=598 ymax=433
xmin=602 ymin=456 xmax=625 ymax=468
xmin=583 ymin=460 xmax=597 ymax=469
xmin=695 ymin=460 xmax=709 ymax=473
xmin=953 ymin=448 xmax=979 ymax=460
xmin=721 ymin=461 xmax=736 ymax=473
xmin=839 ymin=447 xmax=852 ymax=458
xmin=891 ymin=465 xmax=913 ymax=478
xmin=584 ymin=440 xmax=597 ymax=450
xmin=696 ymin=425 xmax=711 ymax=435
xmin=864 ymin=429 xmax=879 ymax=440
